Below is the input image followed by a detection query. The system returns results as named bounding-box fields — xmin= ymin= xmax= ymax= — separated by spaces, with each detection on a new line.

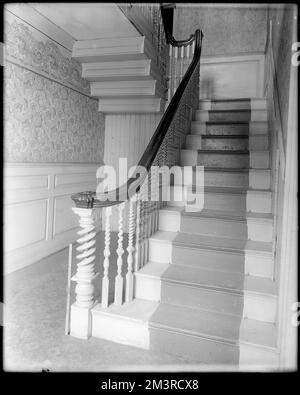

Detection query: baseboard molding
xmin=4 ymin=163 xmax=102 ymax=274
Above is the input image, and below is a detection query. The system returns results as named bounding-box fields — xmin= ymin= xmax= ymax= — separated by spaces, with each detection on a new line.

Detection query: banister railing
xmin=69 ymin=23 xmax=203 ymax=338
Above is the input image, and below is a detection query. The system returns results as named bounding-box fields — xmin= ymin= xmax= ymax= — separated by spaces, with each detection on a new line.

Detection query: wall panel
xmin=4 ymin=163 xmax=102 ymax=274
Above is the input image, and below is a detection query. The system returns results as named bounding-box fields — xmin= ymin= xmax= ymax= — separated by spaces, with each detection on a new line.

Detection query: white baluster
xmin=174 ymin=46 xmax=178 ymax=94
xmin=102 ymin=206 xmax=112 ymax=308
xmin=179 ymin=45 xmax=184 ymax=84
xmin=71 ymin=207 xmax=99 ymax=339
xmin=126 ymin=198 xmax=135 ymax=302
xmin=114 ymin=203 xmax=125 ymax=305
xmin=134 ymin=196 xmax=142 ymax=272
xmin=168 ymin=44 xmax=173 ymax=103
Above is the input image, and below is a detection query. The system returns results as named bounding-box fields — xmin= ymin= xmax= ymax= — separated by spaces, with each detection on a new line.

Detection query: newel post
xmin=70 ymin=207 xmax=99 ymax=339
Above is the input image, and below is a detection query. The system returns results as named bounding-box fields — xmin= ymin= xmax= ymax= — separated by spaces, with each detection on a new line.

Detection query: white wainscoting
xmin=4 ymin=163 xmax=102 ymax=274
xmin=199 ymin=52 xmax=265 ymax=99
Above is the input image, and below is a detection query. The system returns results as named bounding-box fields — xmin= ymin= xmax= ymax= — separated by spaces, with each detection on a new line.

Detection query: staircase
xmin=72 ymin=35 xmax=167 ymax=113
xmin=90 ymin=97 xmax=279 ymax=370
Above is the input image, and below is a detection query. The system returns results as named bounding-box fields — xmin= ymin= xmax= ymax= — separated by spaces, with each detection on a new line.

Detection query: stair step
xmin=149 ymin=303 xmax=278 ymax=367
xmin=191 ymin=121 xmax=268 ymax=135
xmin=198 ymin=98 xmax=267 ymax=111
xmin=72 ymin=36 xmax=156 ymax=63
xmin=196 ymin=109 xmax=267 ymax=123
xmin=202 ymin=168 xmax=270 ymax=189
xmin=186 ymin=135 xmax=249 ymax=151
xmin=91 ymin=79 xmax=166 ymax=98
xmin=180 ymin=210 xmax=273 ymax=242
xmin=196 ymin=109 xmax=251 ymax=122
xmin=98 ymin=97 xmax=163 ymax=113
xmin=135 ymin=261 xmax=277 ymax=323
xmin=181 ymin=149 xmax=249 ymax=168
xmin=167 ymin=185 xmax=272 ymax=214
xmin=82 ymin=58 xmax=161 ymax=82
xmin=91 ymin=298 xmax=278 ymax=367
xmin=172 ymin=232 xmax=274 ymax=278
xmin=148 ymin=228 xmax=273 ymax=278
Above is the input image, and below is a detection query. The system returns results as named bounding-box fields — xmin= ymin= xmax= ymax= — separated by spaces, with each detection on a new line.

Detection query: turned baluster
xmin=168 ymin=44 xmax=173 ymax=103
xmin=102 ymin=206 xmax=112 ymax=308
xmin=134 ymin=195 xmax=142 ymax=272
xmin=114 ymin=202 xmax=125 ymax=305
xmin=72 ymin=208 xmax=98 ymax=308
xmin=179 ymin=45 xmax=184 ymax=85
xmin=126 ymin=198 xmax=135 ymax=302
xmin=173 ymin=46 xmax=178 ymax=94
xmin=70 ymin=207 xmax=99 ymax=339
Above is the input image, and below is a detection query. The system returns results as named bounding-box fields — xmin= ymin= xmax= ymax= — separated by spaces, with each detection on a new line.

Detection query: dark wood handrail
xmin=71 ymin=29 xmax=203 ymax=209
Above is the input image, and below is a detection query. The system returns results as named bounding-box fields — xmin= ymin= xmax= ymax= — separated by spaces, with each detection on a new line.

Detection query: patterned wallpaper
xmin=4 ymin=19 xmax=105 ymax=163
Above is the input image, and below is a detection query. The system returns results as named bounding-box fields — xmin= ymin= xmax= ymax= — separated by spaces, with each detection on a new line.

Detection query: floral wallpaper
xmin=4 ymin=20 xmax=105 ymax=163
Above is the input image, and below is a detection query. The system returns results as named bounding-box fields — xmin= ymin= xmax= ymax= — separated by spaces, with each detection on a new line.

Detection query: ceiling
xmin=29 ymin=3 xmax=139 ymax=40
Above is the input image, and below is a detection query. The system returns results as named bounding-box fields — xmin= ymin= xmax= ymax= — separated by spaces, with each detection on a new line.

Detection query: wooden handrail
xmin=71 ymin=29 xmax=203 ymax=209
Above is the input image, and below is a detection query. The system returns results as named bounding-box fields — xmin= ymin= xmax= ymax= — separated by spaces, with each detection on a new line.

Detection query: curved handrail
xmin=166 ymin=33 xmax=195 ymax=47
xmin=71 ymin=29 xmax=203 ymax=209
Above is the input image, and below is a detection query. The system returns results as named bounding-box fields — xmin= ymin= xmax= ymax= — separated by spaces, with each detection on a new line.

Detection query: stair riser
xmin=186 ymin=135 xmax=267 ymax=152
xmin=161 ymin=282 xmax=276 ymax=322
xmin=149 ymin=239 xmax=172 ymax=263
xmin=203 ymin=192 xmax=246 ymax=212
xmin=249 ymin=171 xmax=271 ymax=190
xmin=181 ymin=150 xmax=269 ymax=170
xmin=204 ymin=171 xmax=249 ymax=188
xmin=198 ymin=99 xmax=267 ymax=111
xmin=181 ymin=216 xmax=248 ymax=240
xmin=239 ymin=345 xmax=279 ymax=370
xmin=207 ymin=124 xmax=249 ymax=136
xmin=247 ymin=191 xmax=272 ymax=214
xmin=81 ymin=59 xmax=160 ymax=82
xmin=190 ymin=122 xmax=268 ymax=136
xmin=250 ymin=151 xmax=270 ymax=169
xmin=166 ymin=187 xmax=272 ymax=214
xmin=150 ymin=327 xmax=240 ymax=364
xmin=92 ymin=313 xmax=150 ymax=349
xmin=91 ymin=80 xmax=165 ymax=98
xmin=201 ymin=138 xmax=248 ymax=151
xmin=172 ymin=246 xmax=273 ymax=279
xmin=159 ymin=210 xmax=181 ymax=232
xmin=196 ymin=111 xmax=251 ymax=123
xmin=134 ymin=274 xmax=162 ymax=302
xmin=249 ymin=135 xmax=269 ymax=150
xmin=197 ymin=153 xmax=249 ymax=169
xmin=180 ymin=216 xmax=273 ymax=242
xmin=247 ymin=219 xmax=273 ymax=242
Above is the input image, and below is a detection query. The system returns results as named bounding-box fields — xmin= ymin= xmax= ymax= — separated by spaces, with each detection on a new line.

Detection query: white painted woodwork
xmin=82 ymin=59 xmax=161 ymax=82
xmin=72 ymin=36 xmax=156 ymax=63
xmin=71 ymin=208 xmax=98 ymax=307
xmin=114 ymin=203 xmax=125 ymax=305
xmin=70 ymin=207 xmax=98 ymax=340
xmin=92 ymin=299 xmax=159 ymax=349
xmin=247 ymin=190 xmax=272 ymax=214
xmin=199 ymin=53 xmax=265 ymax=99
xmin=4 ymin=163 xmax=101 ymax=274
xmin=126 ymin=199 xmax=135 ymax=302
xmin=249 ymin=169 xmax=271 ymax=190
xmin=250 ymin=151 xmax=270 ymax=169
xmin=91 ymin=79 xmax=165 ymax=98
xmin=98 ymin=97 xmax=163 ymax=113
xmin=102 ymin=206 xmax=112 ymax=308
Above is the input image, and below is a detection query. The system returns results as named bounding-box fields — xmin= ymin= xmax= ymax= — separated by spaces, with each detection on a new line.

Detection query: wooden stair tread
xmin=173 ymin=232 xmax=273 ymax=255
xmin=149 ymin=302 xmax=277 ymax=349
